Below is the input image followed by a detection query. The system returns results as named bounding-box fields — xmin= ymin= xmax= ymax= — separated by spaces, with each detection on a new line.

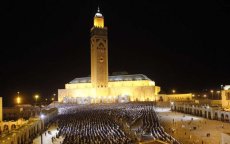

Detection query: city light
xmin=172 ymin=89 xmax=176 ymax=94
xmin=210 ymin=90 xmax=214 ymax=99
xmin=34 ymin=94 xmax=39 ymax=106
xmin=217 ymin=91 xmax=221 ymax=99
xmin=203 ymin=94 xmax=207 ymax=98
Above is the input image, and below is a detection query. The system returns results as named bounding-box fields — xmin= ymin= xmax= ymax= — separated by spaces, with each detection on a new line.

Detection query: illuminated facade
xmin=221 ymin=85 xmax=230 ymax=109
xmin=159 ymin=93 xmax=193 ymax=102
xmin=58 ymin=8 xmax=160 ymax=104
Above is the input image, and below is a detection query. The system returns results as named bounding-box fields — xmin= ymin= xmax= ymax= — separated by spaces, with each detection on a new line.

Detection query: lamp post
xmin=217 ymin=91 xmax=221 ymax=100
xmin=172 ymin=89 xmax=176 ymax=94
xmin=210 ymin=90 xmax=214 ymax=99
xmin=53 ymin=93 xmax=56 ymax=107
xmin=45 ymin=98 xmax=48 ymax=105
xmin=17 ymin=91 xmax=21 ymax=105
xmin=35 ymin=95 xmax=39 ymax=106
xmin=53 ymin=93 xmax=56 ymax=100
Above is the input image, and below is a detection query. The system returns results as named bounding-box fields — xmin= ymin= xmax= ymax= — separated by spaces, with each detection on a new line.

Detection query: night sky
xmin=1 ymin=0 xmax=230 ymax=106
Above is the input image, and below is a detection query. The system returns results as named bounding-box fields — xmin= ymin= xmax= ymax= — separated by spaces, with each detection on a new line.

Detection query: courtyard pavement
xmin=33 ymin=124 xmax=64 ymax=144
xmin=156 ymin=107 xmax=230 ymax=144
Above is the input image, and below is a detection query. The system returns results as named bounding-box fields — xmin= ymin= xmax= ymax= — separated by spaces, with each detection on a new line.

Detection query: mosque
xmin=58 ymin=8 xmax=161 ymax=104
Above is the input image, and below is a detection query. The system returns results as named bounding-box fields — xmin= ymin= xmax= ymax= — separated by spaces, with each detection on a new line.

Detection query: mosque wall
xmin=58 ymin=83 xmax=160 ymax=104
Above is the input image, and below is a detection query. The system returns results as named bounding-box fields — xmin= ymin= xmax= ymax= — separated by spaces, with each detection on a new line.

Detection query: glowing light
xmin=224 ymin=85 xmax=230 ymax=90
xmin=94 ymin=17 xmax=104 ymax=28
xmin=34 ymin=94 xmax=39 ymax=105
xmin=35 ymin=95 xmax=39 ymax=99
xmin=17 ymin=97 xmax=21 ymax=104
xmin=40 ymin=114 xmax=45 ymax=119
xmin=16 ymin=91 xmax=21 ymax=104
xmin=94 ymin=8 xmax=104 ymax=28
xmin=172 ymin=89 xmax=176 ymax=94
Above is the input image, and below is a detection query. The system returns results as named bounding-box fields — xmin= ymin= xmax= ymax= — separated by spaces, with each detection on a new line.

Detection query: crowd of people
xmin=57 ymin=105 xmax=133 ymax=144
xmin=108 ymin=103 xmax=179 ymax=143
xmin=55 ymin=102 xmax=179 ymax=144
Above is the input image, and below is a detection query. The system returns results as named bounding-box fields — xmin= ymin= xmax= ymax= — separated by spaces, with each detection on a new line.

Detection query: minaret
xmin=91 ymin=7 xmax=108 ymax=88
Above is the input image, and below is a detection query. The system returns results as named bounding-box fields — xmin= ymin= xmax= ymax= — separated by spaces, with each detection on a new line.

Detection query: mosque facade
xmin=58 ymin=8 xmax=160 ymax=104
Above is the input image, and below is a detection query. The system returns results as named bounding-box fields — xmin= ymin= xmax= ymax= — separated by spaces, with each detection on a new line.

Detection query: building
xmin=159 ymin=93 xmax=193 ymax=102
xmin=0 ymin=97 xmax=2 ymax=122
xmin=58 ymin=8 xmax=160 ymax=104
xmin=0 ymin=108 xmax=58 ymax=144
xmin=0 ymin=118 xmax=43 ymax=144
xmin=3 ymin=105 xmax=40 ymax=121
xmin=170 ymin=85 xmax=230 ymax=123
xmin=221 ymin=85 xmax=230 ymax=109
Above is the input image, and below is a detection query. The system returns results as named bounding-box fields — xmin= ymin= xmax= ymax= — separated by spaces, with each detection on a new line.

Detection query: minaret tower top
xmin=94 ymin=7 xmax=104 ymax=28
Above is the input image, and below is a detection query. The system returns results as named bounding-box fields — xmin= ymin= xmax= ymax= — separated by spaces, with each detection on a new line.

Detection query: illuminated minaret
xmin=91 ymin=7 xmax=108 ymax=88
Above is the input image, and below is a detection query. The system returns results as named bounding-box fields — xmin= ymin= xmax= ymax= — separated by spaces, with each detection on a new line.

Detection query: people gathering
xmin=54 ymin=102 xmax=179 ymax=144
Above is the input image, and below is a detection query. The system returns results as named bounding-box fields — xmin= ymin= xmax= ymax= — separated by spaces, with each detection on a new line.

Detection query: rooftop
xmin=69 ymin=74 xmax=153 ymax=84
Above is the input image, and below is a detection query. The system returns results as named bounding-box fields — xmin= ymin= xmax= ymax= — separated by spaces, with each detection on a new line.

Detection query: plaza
xmin=157 ymin=107 xmax=230 ymax=144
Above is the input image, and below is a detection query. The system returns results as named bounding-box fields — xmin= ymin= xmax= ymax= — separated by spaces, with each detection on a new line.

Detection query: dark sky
xmin=1 ymin=0 xmax=230 ymax=106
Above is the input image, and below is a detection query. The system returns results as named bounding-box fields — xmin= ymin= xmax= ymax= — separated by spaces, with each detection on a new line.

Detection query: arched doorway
xmin=3 ymin=125 xmax=9 ymax=132
xmin=11 ymin=124 xmax=16 ymax=130
xmin=214 ymin=113 xmax=218 ymax=120
xmin=221 ymin=114 xmax=224 ymax=121
xmin=225 ymin=115 xmax=229 ymax=122
xmin=159 ymin=96 xmax=163 ymax=101
xmin=208 ymin=112 xmax=211 ymax=119
xmin=200 ymin=110 xmax=202 ymax=117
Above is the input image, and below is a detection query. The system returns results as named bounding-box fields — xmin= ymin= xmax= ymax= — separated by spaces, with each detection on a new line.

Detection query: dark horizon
xmin=1 ymin=0 xmax=230 ymax=106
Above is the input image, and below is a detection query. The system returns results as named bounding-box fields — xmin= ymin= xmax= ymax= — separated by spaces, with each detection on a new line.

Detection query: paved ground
xmin=156 ymin=107 xmax=230 ymax=144
xmin=33 ymin=124 xmax=64 ymax=144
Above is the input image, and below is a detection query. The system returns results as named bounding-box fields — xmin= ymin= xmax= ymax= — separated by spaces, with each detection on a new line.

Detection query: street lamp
xmin=203 ymin=94 xmax=207 ymax=99
xmin=217 ymin=91 xmax=221 ymax=100
xmin=172 ymin=89 xmax=176 ymax=94
xmin=35 ymin=95 xmax=39 ymax=106
xmin=17 ymin=92 xmax=21 ymax=105
xmin=53 ymin=93 xmax=56 ymax=107
xmin=192 ymin=94 xmax=195 ymax=98
xmin=210 ymin=90 xmax=214 ymax=99
xmin=45 ymin=98 xmax=48 ymax=105
xmin=53 ymin=93 xmax=56 ymax=101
